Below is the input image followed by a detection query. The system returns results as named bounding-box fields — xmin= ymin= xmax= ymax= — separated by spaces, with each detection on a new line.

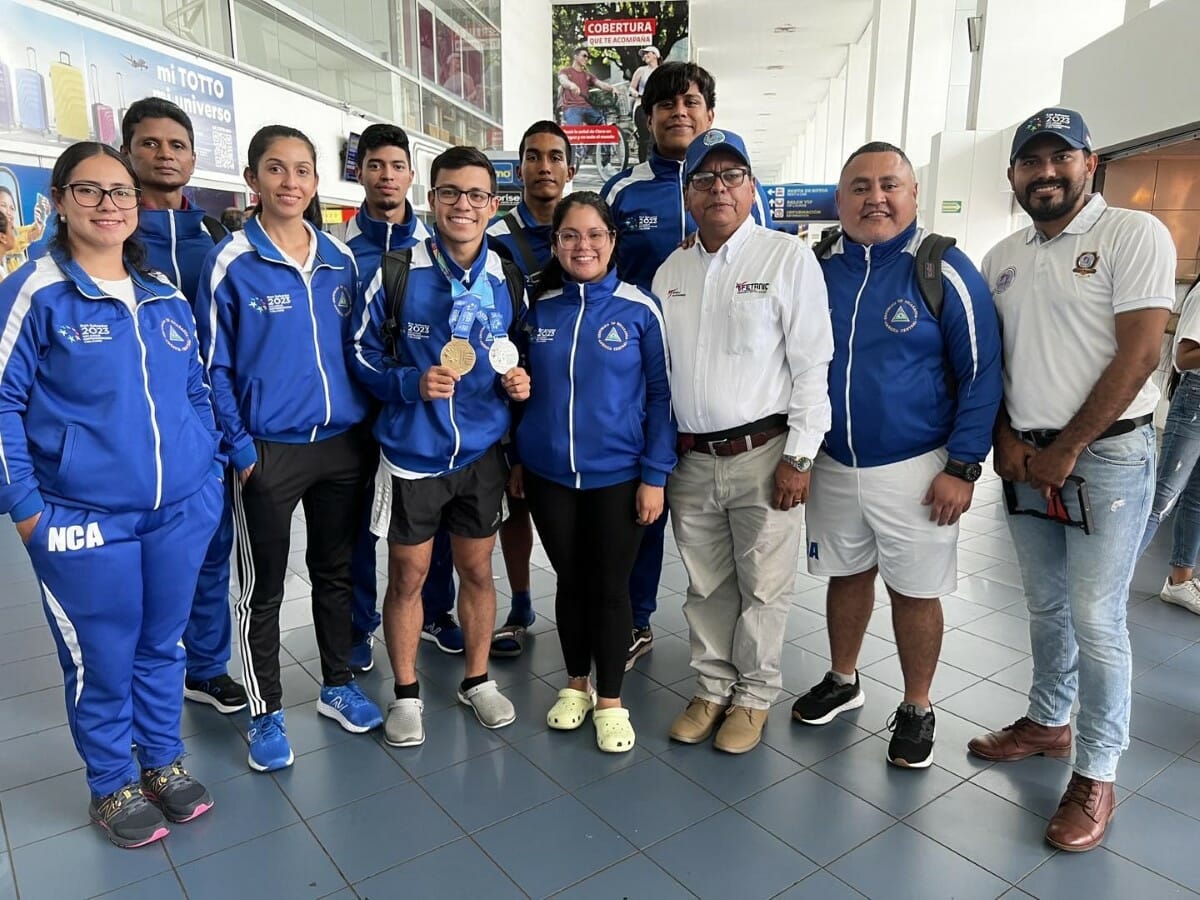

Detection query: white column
xmin=803 ymin=123 xmax=818 ymax=183
xmin=499 ymin=0 xmax=552 ymax=149
xmin=812 ymin=96 xmax=829 ymax=183
xmin=866 ymin=0 xmax=912 ymax=143
xmin=826 ymin=71 xmax=847 ymax=176
xmin=901 ymin=0 xmax=956 ymax=167
xmin=842 ymin=29 xmax=872 ymax=162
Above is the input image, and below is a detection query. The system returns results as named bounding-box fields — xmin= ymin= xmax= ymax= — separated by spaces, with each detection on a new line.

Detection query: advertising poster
xmin=551 ymin=1 xmax=690 ymax=190
xmin=0 ymin=0 xmax=238 ymax=174
xmin=0 ymin=162 xmax=52 ymax=274
xmin=764 ymin=183 xmax=839 ymax=223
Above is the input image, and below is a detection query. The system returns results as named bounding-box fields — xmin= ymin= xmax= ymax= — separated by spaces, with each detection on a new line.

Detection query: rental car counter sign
xmin=765 ymin=184 xmax=839 ymax=223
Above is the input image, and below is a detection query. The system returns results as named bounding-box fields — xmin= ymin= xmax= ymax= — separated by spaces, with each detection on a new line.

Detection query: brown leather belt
xmin=679 ymin=414 xmax=788 ymax=457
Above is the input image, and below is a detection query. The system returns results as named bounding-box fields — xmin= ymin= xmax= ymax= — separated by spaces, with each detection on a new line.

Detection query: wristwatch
xmin=944 ymin=459 xmax=983 ymax=483
xmin=782 ymin=454 xmax=813 ymax=473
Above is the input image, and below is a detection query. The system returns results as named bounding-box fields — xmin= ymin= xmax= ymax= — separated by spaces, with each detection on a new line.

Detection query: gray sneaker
xmin=384 ymin=698 xmax=425 ymax=747
xmin=457 ymin=680 xmax=516 ymax=729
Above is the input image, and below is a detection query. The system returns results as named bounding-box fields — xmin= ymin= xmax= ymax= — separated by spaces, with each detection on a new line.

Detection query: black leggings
xmin=524 ymin=472 xmax=645 ymax=698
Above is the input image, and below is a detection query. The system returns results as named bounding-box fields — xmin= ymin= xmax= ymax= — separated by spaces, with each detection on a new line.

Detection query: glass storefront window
xmin=419 ymin=0 xmax=499 ymax=119
xmin=76 ymin=0 xmax=234 ymax=56
xmin=421 ymin=89 xmax=497 ymax=148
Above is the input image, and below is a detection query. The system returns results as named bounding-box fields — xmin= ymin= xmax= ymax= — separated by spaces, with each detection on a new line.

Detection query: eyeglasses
xmin=64 ymin=183 xmax=141 ymax=209
xmin=555 ymin=228 xmax=614 ymax=249
xmin=688 ymin=167 xmax=750 ymax=192
xmin=432 ymin=186 xmax=495 ymax=208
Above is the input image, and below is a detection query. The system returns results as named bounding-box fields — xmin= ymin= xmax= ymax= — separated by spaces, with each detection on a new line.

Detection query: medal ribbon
xmin=432 ymin=241 xmax=504 ymax=343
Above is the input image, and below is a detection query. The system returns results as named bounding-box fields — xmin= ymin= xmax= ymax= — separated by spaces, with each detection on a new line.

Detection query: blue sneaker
xmin=420 ymin=613 xmax=465 ymax=654
xmin=318 ymin=682 xmax=384 ymax=733
xmin=350 ymin=632 xmax=375 ymax=673
xmin=247 ymin=711 xmax=294 ymax=772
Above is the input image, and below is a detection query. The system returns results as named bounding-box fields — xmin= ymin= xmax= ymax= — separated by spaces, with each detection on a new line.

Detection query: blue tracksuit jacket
xmin=0 ymin=251 xmax=221 ymax=520
xmin=486 ymin=201 xmax=552 ymax=283
xmin=516 ymin=269 xmax=675 ymax=489
xmin=345 ymin=201 xmax=431 ymax=288
xmin=818 ymin=221 xmax=1002 ymax=467
xmin=195 ymin=217 xmax=369 ymax=472
xmin=350 ymin=236 xmax=524 ymax=476
xmin=601 ymin=148 xmax=776 ymax=292
xmin=137 ymin=203 xmax=226 ymax=304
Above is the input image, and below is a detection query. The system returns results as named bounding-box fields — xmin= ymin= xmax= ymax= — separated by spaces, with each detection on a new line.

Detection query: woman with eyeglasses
xmin=195 ymin=125 xmax=382 ymax=775
xmin=0 ymin=142 xmax=225 ymax=847
xmin=509 ymin=191 xmax=675 ymax=752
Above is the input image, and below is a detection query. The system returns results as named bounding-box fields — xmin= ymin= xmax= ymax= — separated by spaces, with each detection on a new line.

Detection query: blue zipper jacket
xmin=0 ymin=252 xmax=221 ymax=520
xmin=344 ymin=201 xmax=430 ymax=288
xmin=819 ymin=221 xmax=1002 ymax=468
xmin=137 ymin=202 xmax=226 ymax=305
xmin=486 ymin=201 xmax=552 ymax=283
xmin=196 ymin=217 xmax=369 ymax=472
xmin=601 ymin=148 xmax=776 ymax=292
xmin=350 ymin=236 xmax=524 ymax=476
xmin=516 ymin=269 xmax=675 ymax=489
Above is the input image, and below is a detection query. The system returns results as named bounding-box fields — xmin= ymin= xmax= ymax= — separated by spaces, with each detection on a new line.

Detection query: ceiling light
xmin=773 ymin=25 xmax=796 ymax=33
xmin=765 ymin=64 xmax=785 ymax=71
xmin=763 ymin=91 xmax=777 ymax=97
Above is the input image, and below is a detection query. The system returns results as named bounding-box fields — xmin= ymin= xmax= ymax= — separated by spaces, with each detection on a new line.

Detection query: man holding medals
xmin=351 ymin=147 xmax=530 ymax=747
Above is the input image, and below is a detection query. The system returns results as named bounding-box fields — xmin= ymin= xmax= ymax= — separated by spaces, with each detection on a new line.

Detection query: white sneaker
xmin=1160 ymin=578 xmax=1200 ymax=616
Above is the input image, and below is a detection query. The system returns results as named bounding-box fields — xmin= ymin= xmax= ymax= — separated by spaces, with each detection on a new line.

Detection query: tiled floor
xmin=3 ymin=471 xmax=1200 ymax=898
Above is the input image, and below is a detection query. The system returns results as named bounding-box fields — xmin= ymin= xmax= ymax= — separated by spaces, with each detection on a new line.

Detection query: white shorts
xmin=804 ymin=448 xmax=958 ymax=599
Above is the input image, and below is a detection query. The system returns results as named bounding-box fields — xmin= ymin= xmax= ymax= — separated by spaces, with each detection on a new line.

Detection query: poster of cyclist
xmin=551 ymin=1 xmax=690 ymax=189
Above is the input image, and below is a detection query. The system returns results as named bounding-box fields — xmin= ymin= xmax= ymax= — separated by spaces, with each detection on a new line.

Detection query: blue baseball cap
xmin=684 ymin=129 xmax=752 ymax=180
xmin=1010 ymin=107 xmax=1093 ymax=163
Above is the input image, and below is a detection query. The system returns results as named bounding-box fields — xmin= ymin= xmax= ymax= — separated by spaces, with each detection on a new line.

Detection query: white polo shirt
xmin=652 ymin=215 xmax=833 ymax=459
xmin=1175 ymin=282 xmax=1200 ymax=361
xmin=981 ymin=194 xmax=1175 ymax=431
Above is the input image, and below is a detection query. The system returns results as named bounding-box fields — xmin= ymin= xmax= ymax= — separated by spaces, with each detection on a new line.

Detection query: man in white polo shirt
xmin=968 ymin=107 xmax=1175 ymax=852
xmin=654 ymin=129 xmax=833 ymax=754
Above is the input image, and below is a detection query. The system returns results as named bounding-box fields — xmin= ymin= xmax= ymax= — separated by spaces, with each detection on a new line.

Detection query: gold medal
xmin=440 ymin=338 xmax=476 ymax=375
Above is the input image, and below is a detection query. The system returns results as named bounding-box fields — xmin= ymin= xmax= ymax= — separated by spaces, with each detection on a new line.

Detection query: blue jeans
xmin=1138 ymin=372 xmax=1200 ymax=566
xmin=562 ymin=105 xmax=604 ymax=125
xmin=1006 ymin=425 xmax=1154 ymax=782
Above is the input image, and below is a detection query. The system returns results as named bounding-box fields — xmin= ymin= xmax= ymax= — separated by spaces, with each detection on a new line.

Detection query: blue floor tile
xmin=475 ymin=794 xmax=634 ymax=897
xmin=645 ymin=808 xmax=816 ymax=900
xmin=811 ymin=735 xmax=962 ymax=818
xmin=163 ymin=771 xmax=299 ymax=865
xmin=0 ymin=768 xmax=89 ymax=848
xmin=418 ymin=745 xmax=563 ymax=832
xmin=511 ymin=724 xmax=651 ymax=791
xmin=272 ymin=735 xmax=408 ymax=818
xmin=353 ymin=837 xmax=526 ymax=900
xmin=1019 ymin=846 xmax=1194 ymax=899
xmin=761 ymin=705 xmax=873 ymax=767
xmin=658 ymin=739 xmax=803 ymax=805
xmin=551 ymin=854 xmax=694 ymax=899
xmin=382 ymin=700 xmax=508 ymax=779
xmin=0 ymin=854 xmax=14 ymax=900
xmin=11 ymin=825 xmax=172 ymax=900
xmin=1103 ymin=795 xmax=1200 ymax=891
xmin=92 ymin=872 xmax=186 ymax=899
xmin=829 ymin=823 xmax=1009 ymax=900
xmin=176 ymin=823 xmax=347 ymax=900
xmin=774 ymin=869 xmax=866 ymax=899
xmin=0 ymin=724 xmax=84 ymax=790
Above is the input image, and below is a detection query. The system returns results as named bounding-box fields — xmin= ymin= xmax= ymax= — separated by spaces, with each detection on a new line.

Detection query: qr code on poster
xmin=213 ymin=127 xmax=235 ymax=171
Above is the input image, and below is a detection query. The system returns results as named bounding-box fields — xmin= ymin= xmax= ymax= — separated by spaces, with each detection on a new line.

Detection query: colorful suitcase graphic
xmin=50 ymin=51 xmax=89 ymax=141
xmin=90 ymin=64 xmax=116 ymax=146
xmin=16 ymin=48 xmax=48 ymax=134
xmin=114 ymin=71 xmax=127 ymax=131
xmin=0 ymin=62 xmax=13 ymax=130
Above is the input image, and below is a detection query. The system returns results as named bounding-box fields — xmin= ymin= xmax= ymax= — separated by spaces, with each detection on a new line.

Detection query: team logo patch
xmin=59 ymin=323 xmax=112 ymax=344
xmin=883 ymin=299 xmax=918 ymax=334
xmin=598 ymin=321 xmax=629 ymax=351
xmin=407 ymin=322 xmax=432 ymax=340
xmin=703 ymin=129 xmax=726 ymax=146
xmin=248 ymin=294 xmax=293 ymax=314
xmin=1073 ymin=251 xmax=1099 ymax=276
xmin=57 ymin=325 xmax=82 ymax=344
xmin=621 ymin=214 xmax=658 ymax=232
xmin=995 ymin=266 xmax=1017 ymax=294
xmin=532 ymin=327 xmax=557 ymax=344
xmin=332 ymin=285 xmax=352 ymax=317
xmin=666 ymin=288 xmax=687 ymax=299
xmin=735 ymin=281 xmax=770 ymax=294
xmin=160 ymin=318 xmax=192 ymax=352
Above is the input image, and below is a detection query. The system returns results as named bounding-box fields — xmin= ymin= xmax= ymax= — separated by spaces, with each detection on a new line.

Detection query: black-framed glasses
xmin=64 ymin=183 xmax=141 ymax=209
xmin=688 ymin=167 xmax=750 ymax=191
xmin=555 ymin=228 xmax=614 ymax=249
xmin=431 ymin=186 xmax=495 ymax=208
xmin=1003 ymin=475 xmax=1095 ymax=534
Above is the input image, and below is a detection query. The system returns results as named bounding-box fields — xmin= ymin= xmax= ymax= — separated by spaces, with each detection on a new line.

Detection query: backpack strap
xmin=201 ymin=215 xmax=228 ymax=245
xmin=498 ymin=255 xmax=527 ymax=333
xmin=811 ymin=227 xmax=842 ymax=260
xmin=380 ymin=247 xmax=413 ymax=362
xmin=502 ymin=210 xmax=544 ymax=290
xmin=913 ymin=232 xmax=956 ymax=320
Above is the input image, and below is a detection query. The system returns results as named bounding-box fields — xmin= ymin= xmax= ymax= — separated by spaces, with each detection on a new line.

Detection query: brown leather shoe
xmin=713 ymin=705 xmax=768 ymax=754
xmin=967 ymin=716 xmax=1071 ymax=762
xmin=669 ymin=697 xmax=728 ymax=744
xmin=1045 ymin=773 xmax=1115 ymax=852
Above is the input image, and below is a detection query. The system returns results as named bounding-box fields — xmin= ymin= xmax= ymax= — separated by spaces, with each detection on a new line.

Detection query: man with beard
xmin=968 ymin=108 xmax=1175 ymax=852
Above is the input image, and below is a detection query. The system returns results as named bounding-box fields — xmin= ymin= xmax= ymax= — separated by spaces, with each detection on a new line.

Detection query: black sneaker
xmin=88 ymin=783 xmax=170 ymax=848
xmin=791 ymin=672 xmax=865 ymax=725
xmin=140 ymin=760 xmax=214 ymax=823
xmin=184 ymin=674 xmax=249 ymax=714
xmin=886 ymin=703 xmax=936 ymax=768
xmin=625 ymin=627 xmax=653 ymax=671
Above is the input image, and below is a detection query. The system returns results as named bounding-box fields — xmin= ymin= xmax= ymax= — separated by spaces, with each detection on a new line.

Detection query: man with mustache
xmin=792 ymin=142 xmax=1001 ymax=770
xmin=969 ymin=108 xmax=1175 ymax=852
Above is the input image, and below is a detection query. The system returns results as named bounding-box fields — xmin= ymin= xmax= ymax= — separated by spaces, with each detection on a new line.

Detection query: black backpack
xmin=499 ymin=209 xmax=545 ymax=294
xmin=201 ymin=215 xmax=228 ymax=244
xmin=379 ymin=247 xmax=526 ymax=363
xmin=814 ymin=228 xmax=960 ymax=397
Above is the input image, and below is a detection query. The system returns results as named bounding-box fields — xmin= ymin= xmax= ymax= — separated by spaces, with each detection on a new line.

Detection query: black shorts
xmin=380 ymin=444 xmax=508 ymax=545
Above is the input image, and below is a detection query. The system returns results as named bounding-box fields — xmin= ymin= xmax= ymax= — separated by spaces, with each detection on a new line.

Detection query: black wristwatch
xmin=944 ymin=459 xmax=983 ymax=483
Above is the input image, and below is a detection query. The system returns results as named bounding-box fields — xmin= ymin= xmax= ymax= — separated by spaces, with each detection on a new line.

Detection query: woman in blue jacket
xmin=195 ymin=126 xmax=381 ymax=774
xmin=510 ymin=192 xmax=675 ymax=752
xmin=0 ymin=143 xmax=224 ymax=848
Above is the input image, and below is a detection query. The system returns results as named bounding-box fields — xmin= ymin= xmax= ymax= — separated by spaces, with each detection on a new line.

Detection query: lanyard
xmin=431 ymin=241 xmax=504 ymax=341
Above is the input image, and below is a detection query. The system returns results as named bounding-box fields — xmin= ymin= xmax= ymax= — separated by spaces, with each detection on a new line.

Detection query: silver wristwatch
xmin=781 ymin=454 xmax=813 ymax=473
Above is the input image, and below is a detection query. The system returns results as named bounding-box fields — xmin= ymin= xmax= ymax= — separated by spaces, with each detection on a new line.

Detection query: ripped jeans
xmin=1137 ymin=372 xmax=1200 ymax=566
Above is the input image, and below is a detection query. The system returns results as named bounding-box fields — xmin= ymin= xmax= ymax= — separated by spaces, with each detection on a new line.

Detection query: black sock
xmin=394 ymin=680 xmax=419 ymax=700
xmin=460 ymin=673 xmax=488 ymax=693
